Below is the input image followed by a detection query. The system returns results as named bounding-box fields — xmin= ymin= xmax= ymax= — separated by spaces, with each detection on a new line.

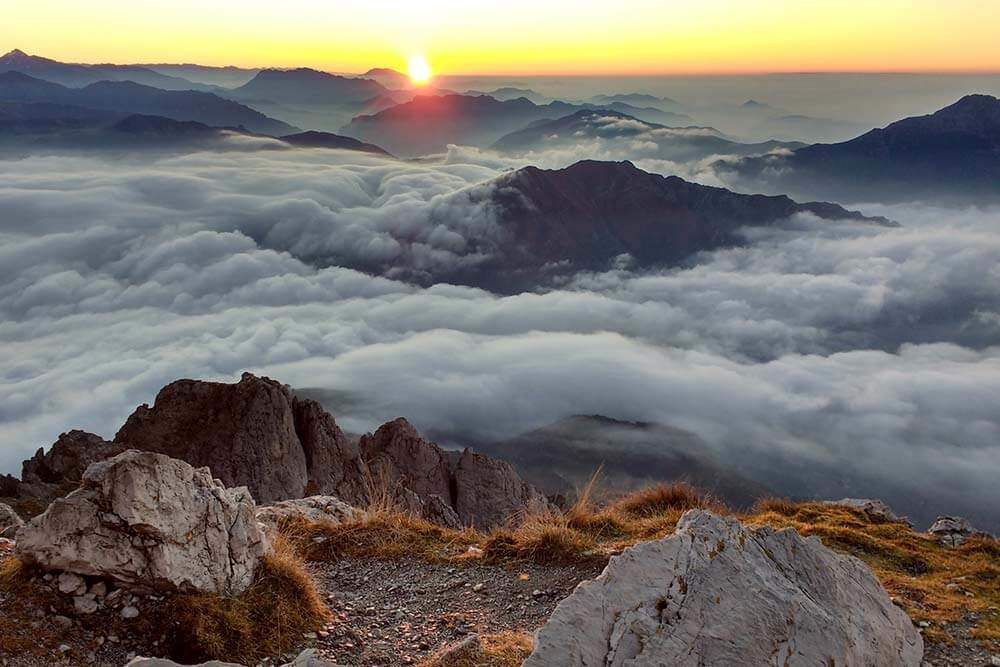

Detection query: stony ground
xmin=307 ymin=556 xmax=602 ymax=665
xmin=1 ymin=536 xmax=998 ymax=666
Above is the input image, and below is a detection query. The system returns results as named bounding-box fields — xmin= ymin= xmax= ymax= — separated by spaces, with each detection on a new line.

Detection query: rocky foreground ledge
xmin=0 ymin=372 xmax=998 ymax=666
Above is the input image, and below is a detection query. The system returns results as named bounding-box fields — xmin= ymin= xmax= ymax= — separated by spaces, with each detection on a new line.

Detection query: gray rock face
xmin=0 ymin=502 xmax=23 ymax=539
xmin=928 ymin=515 xmax=987 ymax=547
xmin=255 ymin=495 xmax=357 ymax=531
xmin=823 ymin=498 xmax=911 ymax=526
xmin=525 ymin=510 xmax=923 ymax=667
xmin=16 ymin=450 xmax=270 ymax=596
xmin=453 ymin=450 xmax=549 ymax=529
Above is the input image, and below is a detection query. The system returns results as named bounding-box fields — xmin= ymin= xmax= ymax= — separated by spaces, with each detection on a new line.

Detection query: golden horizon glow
xmin=408 ymin=55 xmax=433 ymax=85
xmin=3 ymin=1 xmax=1000 ymax=76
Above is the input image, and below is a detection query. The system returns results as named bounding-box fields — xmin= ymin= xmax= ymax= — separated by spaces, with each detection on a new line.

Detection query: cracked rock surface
xmin=15 ymin=450 xmax=270 ymax=596
xmin=525 ymin=509 xmax=924 ymax=667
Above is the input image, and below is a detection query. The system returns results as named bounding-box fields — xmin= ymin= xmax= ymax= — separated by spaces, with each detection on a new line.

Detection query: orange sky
xmin=3 ymin=0 xmax=999 ymax=75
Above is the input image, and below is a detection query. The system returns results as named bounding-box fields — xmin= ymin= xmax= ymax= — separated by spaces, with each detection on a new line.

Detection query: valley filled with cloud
xmin=2 ymin=144 xmax=998 ymax=528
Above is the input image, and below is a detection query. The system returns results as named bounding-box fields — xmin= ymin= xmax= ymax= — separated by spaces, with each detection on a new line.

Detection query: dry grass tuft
xmin=287 ymin=509 xmax=478 ymax=563
xmin=483 ymin=511 xmax=598 ymax=565
xmin=160 ymin=535 xmax=330 ymax=664
xmin=610 ymin=482 xmax=722 ymax=518
xmin=419 ymin=631 xmax=534 ymax=667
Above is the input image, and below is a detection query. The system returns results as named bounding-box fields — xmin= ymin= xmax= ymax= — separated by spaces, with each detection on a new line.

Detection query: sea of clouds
xmin=1 ymin=140 xmax=998 ymax=528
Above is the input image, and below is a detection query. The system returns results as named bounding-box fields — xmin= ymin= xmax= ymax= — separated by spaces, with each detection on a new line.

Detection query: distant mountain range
xmin=0 ymin=101 xmax=388 ymax=155
xmin=721 ymin=94 xmax=1000 ymax=202
xmin=228 ymin=68 xmax=388 ymax=105
xmin=475 ymin=415 xmax=769 ymax=508
xmin=0 ymin=48 xmax=216 ymax=91
xmin=588 ymin=93 xmax=680 ymax=107
xmin=492 ymin=109 xmax=803 ymax=162
xmin=138 ymin=63 xmax=261 ymax=88
xmin=340 ymin=94 xmax=693 ymax=156
xmin=0 ymin=71 xmax=296 ymax=135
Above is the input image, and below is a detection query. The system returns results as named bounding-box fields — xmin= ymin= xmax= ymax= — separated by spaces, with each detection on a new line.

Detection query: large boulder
xmin=452 ymin=449 xmax=549 ymax=529
xmin=0 ymin=502 xmax=23 ymax=539
xmin=16 ymin=450 xmax=270 ymax=596
xmin=525 ymin=510 xmax=923 ymax=667
xmin=113 ymin=373 xmax=364 ymax=504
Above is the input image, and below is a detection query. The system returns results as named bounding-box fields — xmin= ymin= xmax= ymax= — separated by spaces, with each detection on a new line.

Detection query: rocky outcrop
xmin=824 ymin=498 xmax=911 ymax=526
xmin=360 ymin=418 xmax=455 ymax=514
xmin=255 ymin=495 xmax=357 ymax=531
xmin=16 ymin=450 xmax=270 ymax=596
xmin=113 ymin=373 xmax=362 ymax=504
xmin=525 ymin=510 xmax=923 ymax=667
xmin=452 ymin=450 xmax=549 ymax=529
xmin=291 ymin=398 xmax=368 ymax=501
xmin=16 ymin=430 xmax=125 ymax=501
xmin=0 ymin=502 xmax=23 ymax=539
xmin=5 ymin=373 xmax=548 ymax=531
xmin=928 ymin=515 xmax=988 ymax=548
xmin=358 ymin=418 xmax=550 ymax=529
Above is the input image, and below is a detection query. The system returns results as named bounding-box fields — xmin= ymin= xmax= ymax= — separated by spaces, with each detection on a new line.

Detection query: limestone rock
xmin=453 ymin=449 xmax=549 ymax=529
xmin=255 ymin=495 xmax=357 ymax=531
xmin=525 ymin=509 xmax=923 ymax=667
xmin=16 ymin=450 xmax=270 ymax=596
xmin=928 ymin=515 xmax=988 ymax=547
xmin=823 ymin=498 xmax=911 ymax=526
xmin=0 ymin=502 xmax=23 ymax=539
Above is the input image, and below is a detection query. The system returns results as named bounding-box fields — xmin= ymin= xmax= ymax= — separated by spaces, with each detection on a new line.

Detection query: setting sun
xmin=408 ymin=55 xmax=433 ymax=85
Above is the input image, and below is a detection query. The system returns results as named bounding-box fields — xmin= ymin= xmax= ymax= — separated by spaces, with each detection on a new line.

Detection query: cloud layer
xmin=1 ymin=146 xmax=998 ymax=529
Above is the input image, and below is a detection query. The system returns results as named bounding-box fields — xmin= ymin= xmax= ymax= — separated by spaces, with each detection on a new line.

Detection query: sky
xmin=4 ymin=0 xmax=1000 ymax=75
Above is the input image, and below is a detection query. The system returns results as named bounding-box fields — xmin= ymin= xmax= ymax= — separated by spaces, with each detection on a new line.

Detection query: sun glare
xmin=408 ymin=55 xmax=433 ymax=85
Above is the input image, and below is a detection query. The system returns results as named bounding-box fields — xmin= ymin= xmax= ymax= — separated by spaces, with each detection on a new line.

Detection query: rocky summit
xmin=2 ymin=373 xmax=548 ymax=531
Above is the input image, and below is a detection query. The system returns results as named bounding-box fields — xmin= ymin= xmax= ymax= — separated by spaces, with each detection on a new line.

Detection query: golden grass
xmin=159 ymin=535 xmax=330 ymax=664
xmin=419 ymin=631 xmax=534 ymax=667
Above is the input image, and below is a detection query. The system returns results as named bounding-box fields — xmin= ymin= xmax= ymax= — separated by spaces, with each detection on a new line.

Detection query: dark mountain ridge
xmin=0 ymin=48 xmax=214 ymax=91
xmin=722 ymin=94 xmax=1000 ymax=202
xmin=230 ymin=67 xmax=388 ymax=105
xmin=340 ymin=94 xmax=691 ymax=156
xmin=0 ymin=71 xmax=296 ymax=135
